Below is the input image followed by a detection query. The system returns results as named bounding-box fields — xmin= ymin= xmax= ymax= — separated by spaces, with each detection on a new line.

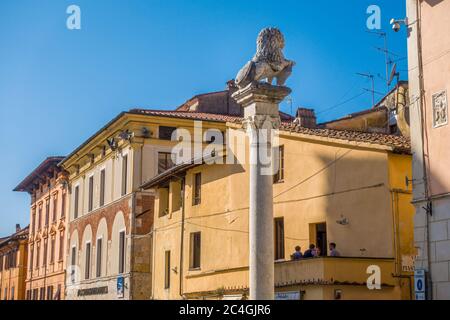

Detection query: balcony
xmin=275 ymin=256 xmax=396 ymax=287
xmin=184 ymin=256 xmax=397 ymax=298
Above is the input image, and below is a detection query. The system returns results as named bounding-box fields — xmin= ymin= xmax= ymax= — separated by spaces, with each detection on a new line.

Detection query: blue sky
xmin=0 ymin=0 xmax=407 ymax=237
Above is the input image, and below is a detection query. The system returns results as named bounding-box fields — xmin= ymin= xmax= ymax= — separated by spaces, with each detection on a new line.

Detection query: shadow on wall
xmin=423 ymin=0 xmax=445 ymax=7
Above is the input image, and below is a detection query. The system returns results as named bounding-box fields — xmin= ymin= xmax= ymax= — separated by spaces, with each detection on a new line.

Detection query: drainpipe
xmin=42 ymin=182 xmax=52 ymax=299
xmin=130 ymin=191 xmax=136 ymax=300
xmin=413 ymin=0 xmax=433 ymax=299
xmin=179 ymin=177 xmax=186 ymax=298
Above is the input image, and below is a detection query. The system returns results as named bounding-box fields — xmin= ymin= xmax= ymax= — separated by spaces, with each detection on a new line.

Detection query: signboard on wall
xmin=117 ymin=276 xmax=124 ymax=299
xmin=414 ymin=269 xmax=426 ymax=300
xmin=275 ymin=291 xmax=301 ymax=300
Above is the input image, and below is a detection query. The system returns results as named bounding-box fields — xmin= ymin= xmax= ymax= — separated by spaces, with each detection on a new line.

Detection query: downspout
xmin=130 ymin=191 xmax=136 ymax=300
xmin=8 ymin=251 xmax=12 ymax=300
xmin=415 ymin=0 xmax=433 ymax=299
xmin=390 ymin=190 xmax=400 ymax=275
xmin=179 ymin=177 xmax=186 ymax=298
xmin=42 ymin=182 xmax=51 ymax=299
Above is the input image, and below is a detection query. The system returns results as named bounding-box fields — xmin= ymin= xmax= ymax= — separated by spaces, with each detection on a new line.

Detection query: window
xmin=40 ymin=287 xmax=45 ymax=300
xmin=121 ymin=155 xmax=128 ymax=196
xmin=74 ymin=186 xmax=79 ymax=219
xmin=36 ymin=244 xmax=40 ymax=269
xmin=85 ymin=242 xmax=91 ymax=280
xmin=88 ymin=176 xmax=94 ymax=212
xmin=47 ymin=286 xmax=53 ymax=301
xmin=26 ymin=290 xmax=31 ymax=300
xmin=273 ymin=146 xmax=285 ymax=183
xmin=158 ymin=187 xmax=169 ymax=217
xmin=118 ymin=231 xmax=126 ymax=274
xmin=53 ymin=195 xmax=58 ymax=222
xmin=59 ymin=232 xmax=65 ymax=261
xmin=193 ymin=173 xmax=201 ymax=206
xmin=96 ymin=238 xmax=102 ymax=278
xmin=159 ymin=126 xmax=177 ymax=140
xmin=29 ymin=246 xmax=33 ymax=270
xmin=43 ymin=241 xmax=48 ymax=266
xmin=71 ymin=246 xmax=76 ymax=283
xmin=99 ymin=169 xmax=106 ymax=207
xmin=50 ymin=238 xmax=55 ymax=264
xmin=189 ymin=232 xmax=201 ymax=269
xmin=164 ymin=251 xmax=170 ymax=289
xmin=56 ymin=284 xmax=62 ymax=300
xmin=32 ymin=288 xmax=38 ymax=300
xmin=45 ymin=200 xmax=50 ymax=226
xmin=274 ymin=217 xmax=285 ymax=260
xmin=38 ymin=205 xmax=42 ymax=230
xmin=32 ymin=209 xmax=36 ymax=233
xmin=158 ymin=152 xmax=174 ymax=174
xmin=61 ymin=192 xmax=66 ymax=218
xmin=11 ymin=287 xmax=14 ymax=300
xmin=0 ymin=255 xmax=3 ymax=271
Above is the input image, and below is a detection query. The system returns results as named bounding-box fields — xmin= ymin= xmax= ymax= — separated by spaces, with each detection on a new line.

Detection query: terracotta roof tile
xmin=280 ymin=123 xmax=411 ymax=153
xmin=130 ymin=109 xmax=242 ymax=123
xmin=130 ymin=110 xmax=411 ymax=153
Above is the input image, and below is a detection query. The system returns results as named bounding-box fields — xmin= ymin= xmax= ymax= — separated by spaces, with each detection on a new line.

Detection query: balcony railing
xmin=275 ymin=256 xmax=396 ymax=287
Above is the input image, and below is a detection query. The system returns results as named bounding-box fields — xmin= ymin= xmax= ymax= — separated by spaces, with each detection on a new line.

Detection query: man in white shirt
xmin=329 ymin=242 xmax=341 ymax=257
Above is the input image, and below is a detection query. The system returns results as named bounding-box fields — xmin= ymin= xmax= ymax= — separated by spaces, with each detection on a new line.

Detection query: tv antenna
xmin=356 ymin=72 xmax=375 ymax=108
xmin=366 ymin=30 xmax=392 ymax=92
xmin=387 ymin=63 xmax=400 ymax=87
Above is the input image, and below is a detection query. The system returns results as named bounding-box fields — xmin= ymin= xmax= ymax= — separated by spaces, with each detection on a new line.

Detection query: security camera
xmin=390 ymin=18 xmax=408 ymax=32
xmin=392 ymin=22 xmax=401 ymax=32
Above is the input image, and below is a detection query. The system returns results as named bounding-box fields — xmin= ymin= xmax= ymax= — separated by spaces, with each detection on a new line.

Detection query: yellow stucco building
xmin=143 ymin=121 xmax=415 ymax=300
xmin=0 ymin=225 xmax=29 ymax=300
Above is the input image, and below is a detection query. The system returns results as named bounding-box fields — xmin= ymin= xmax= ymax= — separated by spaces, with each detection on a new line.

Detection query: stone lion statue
xmin=235 ymin=27 xmax=295 ymax=89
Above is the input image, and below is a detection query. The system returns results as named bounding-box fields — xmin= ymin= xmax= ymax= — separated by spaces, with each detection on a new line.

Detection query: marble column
xmin=232 ymin=82 xmax=291 ymax=300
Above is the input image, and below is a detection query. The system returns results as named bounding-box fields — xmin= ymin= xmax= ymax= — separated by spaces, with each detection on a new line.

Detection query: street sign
xmin=275 ymin=291 xmax=301 ymax=300
xmin=414 ymin=269 xmax=426 ymax=300
xmin=117 ymin=276 xmax=124 ymax=299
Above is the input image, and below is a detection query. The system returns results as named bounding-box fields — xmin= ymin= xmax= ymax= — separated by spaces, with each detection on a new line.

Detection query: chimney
xmin=15 ymin=224 xmax=21 ymax=232
xmin=294 ymin=108 xmax=317 ymax=128
xmin=226 ymin=80 xmax=238 ymax=94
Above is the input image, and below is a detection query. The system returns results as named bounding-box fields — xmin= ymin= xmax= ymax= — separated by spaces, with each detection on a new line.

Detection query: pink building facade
xmin=407 ymin=0 xmax=450 ymax=300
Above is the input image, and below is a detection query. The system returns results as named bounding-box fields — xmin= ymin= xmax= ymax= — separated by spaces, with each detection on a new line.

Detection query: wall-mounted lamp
xmin=405 ymin=176 xmax=416 ymax=188
xmin=336 ymin=215 xmax=349 ymax=226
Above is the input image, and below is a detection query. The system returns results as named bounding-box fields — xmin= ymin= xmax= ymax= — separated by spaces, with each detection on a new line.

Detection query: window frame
xmin=164 ymin=250 xmax=171 ymax=289
xmin=189 ymin=232 xmax=201 ymax=270
xmin=73 ymin=185 xmax=80 ymax=220
xmin=121 ymin=154 xmax=128 ymax=196
xmin=273 ymin=145 xmax=285 ymax=184
xmin=96 ymin=237 xmax=103 ymax=278
xmin=88 ymin=175 xmax=94 ymax=212
xmin=193 ymin=173 xmax=201 ymax=206
xmin=99 ymin=168 xmax=106 ymax=207
xmin=118 ymin=230 xmax=126 ymax=274
xmin=274 ymin=217 xmax=285 ymax=260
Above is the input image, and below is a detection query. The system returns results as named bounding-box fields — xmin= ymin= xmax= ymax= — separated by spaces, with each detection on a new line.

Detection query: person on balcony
xmin=329 ymin=242 xmax=341 ymax=257
xmin=313 ymin=246 xmax=321 ymax=257
xmin=291 ymin=246 xmax=303 ymax=260
xmin=303 ymin=244 xmax=315 ymax=258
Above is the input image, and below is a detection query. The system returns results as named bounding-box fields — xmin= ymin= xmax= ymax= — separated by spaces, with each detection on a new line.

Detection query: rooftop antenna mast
xmin=356 ymin=72 xmax=375 ymax=108
xmin=366 ymin=30 xmax=391 ymax=92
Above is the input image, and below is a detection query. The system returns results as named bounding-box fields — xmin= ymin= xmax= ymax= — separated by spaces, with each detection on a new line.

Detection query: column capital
xmin=243 ymin=115 xmax=281 ymax=130
xmin=231 ymin=82 xmax=291 ymax=108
